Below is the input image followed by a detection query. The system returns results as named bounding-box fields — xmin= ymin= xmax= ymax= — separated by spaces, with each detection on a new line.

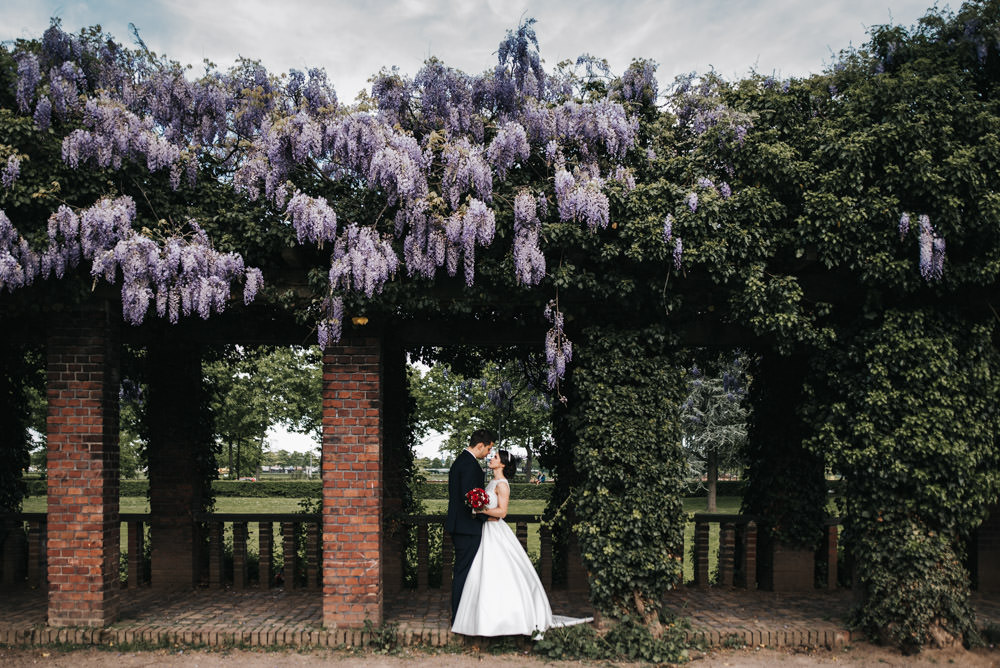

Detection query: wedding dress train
xmin=451 ymin=479 xmax=593 ymax=637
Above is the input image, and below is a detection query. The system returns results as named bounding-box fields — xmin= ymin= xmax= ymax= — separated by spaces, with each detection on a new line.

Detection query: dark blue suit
xmin=445 ymin=449 xmax=485 ymax=621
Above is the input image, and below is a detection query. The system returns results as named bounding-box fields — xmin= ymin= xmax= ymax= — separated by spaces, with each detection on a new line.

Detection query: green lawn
xmin=21 ymin=494 xmax=744 ymax=583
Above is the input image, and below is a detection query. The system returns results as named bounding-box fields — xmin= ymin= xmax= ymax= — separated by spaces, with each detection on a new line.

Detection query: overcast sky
xmin=4 ymin=1 xmax=941 ymax=102
xmin=2 ymin=0 xmax=943 ymax=457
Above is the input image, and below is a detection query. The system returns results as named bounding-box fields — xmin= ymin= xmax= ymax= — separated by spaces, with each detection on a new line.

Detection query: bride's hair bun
xmin=499 ymin=449 xmax=520 ymax=479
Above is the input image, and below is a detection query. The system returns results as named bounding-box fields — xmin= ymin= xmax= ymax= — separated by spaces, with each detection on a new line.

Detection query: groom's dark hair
xmin=469 ymin=428 xmax=497 ymax=449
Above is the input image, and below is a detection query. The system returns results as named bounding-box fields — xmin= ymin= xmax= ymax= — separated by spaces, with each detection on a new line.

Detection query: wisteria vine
xmin=2 ymin=19 xmax=660 ymax=387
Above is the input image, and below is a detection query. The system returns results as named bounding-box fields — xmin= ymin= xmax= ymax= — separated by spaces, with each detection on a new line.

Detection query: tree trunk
xmin=227 ymin=440 xmax=234 ymax=478
xmin=706 ymin=450 xmax=718 ymax=512
xmin=235 ymin=439 xmax=242 ymax=479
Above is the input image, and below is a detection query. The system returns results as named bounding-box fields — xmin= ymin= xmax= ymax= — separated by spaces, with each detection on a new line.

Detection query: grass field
xmin=22 ymin=494 xmax=741 ymax=582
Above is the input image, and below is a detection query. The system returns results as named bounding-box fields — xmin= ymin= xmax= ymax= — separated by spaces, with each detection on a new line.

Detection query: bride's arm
xmin=479 ymin=482 xmax=510 ymax=520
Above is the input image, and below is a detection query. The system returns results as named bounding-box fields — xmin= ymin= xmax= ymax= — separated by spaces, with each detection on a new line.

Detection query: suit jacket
xmin=444 ymin=450 xmax=486 ymax=535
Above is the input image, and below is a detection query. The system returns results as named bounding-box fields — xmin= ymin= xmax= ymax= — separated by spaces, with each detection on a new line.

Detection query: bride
xmin=451 ymin=449 xmax=592 ymax=637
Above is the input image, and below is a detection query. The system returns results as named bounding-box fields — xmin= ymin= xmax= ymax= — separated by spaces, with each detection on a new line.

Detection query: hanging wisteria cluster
xmin=899 ymin=212 xmax=946 ymax=281
xmin=0 ymin=195 xmax=262 ymax=323
xmin=543 ymin=299 xmax=572 ymax=391
xmin=4 ymin=18 xmax=657 ymax=388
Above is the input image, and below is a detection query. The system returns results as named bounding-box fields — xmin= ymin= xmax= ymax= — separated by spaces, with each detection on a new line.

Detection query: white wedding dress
xmin=451 ymin=478 xmax=593 ymax=637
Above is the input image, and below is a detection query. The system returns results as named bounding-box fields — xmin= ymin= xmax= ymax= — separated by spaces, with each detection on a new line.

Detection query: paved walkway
xmin=2 ymin=586 xmax=998 ymax=650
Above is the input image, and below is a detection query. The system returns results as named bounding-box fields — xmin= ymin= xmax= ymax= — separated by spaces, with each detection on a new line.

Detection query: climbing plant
xmin=566 ymin=325 xmax=687 ymax=628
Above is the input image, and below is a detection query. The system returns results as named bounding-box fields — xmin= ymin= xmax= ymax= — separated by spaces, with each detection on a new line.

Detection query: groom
xmin=445 ymin=428 xmax=496 ymax=622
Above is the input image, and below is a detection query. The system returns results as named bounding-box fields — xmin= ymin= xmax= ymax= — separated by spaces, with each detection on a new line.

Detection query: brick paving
xmin=2 ymin=586 xmax=998 ymax=650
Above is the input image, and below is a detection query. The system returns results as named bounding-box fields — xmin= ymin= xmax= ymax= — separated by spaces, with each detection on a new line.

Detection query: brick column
xmin=46 ymin=305 xmax=120 ymax=627
xmin=146 ymin=339 xmax=205 ymax=589
xmin=379 ymin=342 xmax=406 ymax=598
xmin=321 ymin=337 xmax=383 ymax=628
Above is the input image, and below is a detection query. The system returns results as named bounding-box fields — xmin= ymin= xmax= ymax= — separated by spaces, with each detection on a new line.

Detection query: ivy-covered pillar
xmin=146 ymin=336 xmax=211 ymax=589
xmin=741 ymin=350 xmax=826 ymax=591
xmin=0 ymin=345 xmax=32 ymax=513
xmin=45 ymin=303 xmax=120 ymax=626
xmin=566 ymin=325 xmax=686 ymax=625
xmin=321 ymin=335 xmax=384 ymax=627
xmin=807 ymin=309 xmax=1000 ymax=649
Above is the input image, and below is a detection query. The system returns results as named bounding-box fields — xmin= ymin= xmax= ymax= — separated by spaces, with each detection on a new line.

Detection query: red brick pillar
xmin=46 ymin=305 xmax=120 ymax=627
xmin=321 ymin=337 xmax=383 ymax=628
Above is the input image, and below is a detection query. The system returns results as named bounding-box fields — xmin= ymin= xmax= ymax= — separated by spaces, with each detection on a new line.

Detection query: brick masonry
xmin=45 ymin=303 xmax=121 ymax=627
xmin=146 ymin=339 xmax=205 ymax=590
xmin=321 ymin=337 xmax=383 ymax=627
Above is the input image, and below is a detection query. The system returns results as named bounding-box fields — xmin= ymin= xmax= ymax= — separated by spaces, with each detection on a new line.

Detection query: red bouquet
xmin=465 ymin=487 xmax=489 ymax=515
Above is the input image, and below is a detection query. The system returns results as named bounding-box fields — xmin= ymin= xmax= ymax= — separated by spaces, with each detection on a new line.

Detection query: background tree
xmin=680 ymin=352 xmax=750 ymax=511
xmin=205 ymin=345 xmax=321 ymax=478
xmin=409 ymin=350 xmax=552 ymax=479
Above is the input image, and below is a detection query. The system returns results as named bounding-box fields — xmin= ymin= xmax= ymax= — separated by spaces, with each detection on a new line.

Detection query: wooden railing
xmin=400 ymin=514 xmax=553 ymax=591
xmin=0 ymin=511 xmax=847 ymax=593
xmin=195 ymin=513 xmax=322 ymax=590
xmin=0 ymin=512 xmax=324 ymax=591
xmin=689 ymin=513 xmax=843 ymax=590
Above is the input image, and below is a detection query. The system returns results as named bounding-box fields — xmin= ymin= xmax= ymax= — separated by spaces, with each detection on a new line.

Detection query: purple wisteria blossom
xmin=686 ymin=192 xmax=699 ymax=213
xmin=15 ymin=52 xmax=40 ymax=113
xmin=662 ymin=214 xmax=674 ymax=244
xmin=917 ymin=214 xmax=945 ymax=281
xmin=285 ymin=191 xmax=339 ymax=246
xmin=442 ymin=138 xmax=493 ymax=209
xmin=544 ymin=300 xmax=572 ymax=391
xmin=5 ymin=19 xmax=644 ymax=375
xmin=673 ymin=237 xmax=683 ymax=270
xmin=899 ymin=212 xmax=910 ymax=239
xmin=328 ymin=223 xmax=399 ymax=297
xmin=554 ymin=167 xmax=609 ymax=231
xmin=486 ymin=121 xmax=529 ymax=181
xmin=612 ymin=165 xmax=636 ymax=191
xmin=697 ymin=176 xmax=715 ymax=190
xmin=1 ymin=155 xmax=21 ymax=189
xmin=513 ymin=191 xmax=545 ymax=286
xmin=620 ymin=59 xmax=658 ymax=105
xmin=317 ymin=295 xmax=344 ymax=349
xmin=719 ymin=182 xmax=732 ymax=199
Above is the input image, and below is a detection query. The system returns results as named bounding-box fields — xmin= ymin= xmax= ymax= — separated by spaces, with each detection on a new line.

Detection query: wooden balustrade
xmin=195 ymin=513 xmax=322 ymax=590
xmin=690 ymin=513 xmax=844 ymax=590
xmin=0 ymin=510 xmax=855 ymax=594
xmin=401 ymin=514 xmax=549 ymax=591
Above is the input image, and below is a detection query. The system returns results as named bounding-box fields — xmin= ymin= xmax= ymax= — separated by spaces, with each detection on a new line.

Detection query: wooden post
xmin=742 ymin=521 xmax=757 ymax=590
xmin=441 ymin=531 xmax=453 ymax=591
xmin=416 ymin=523 xmax=429 ymax=590
xmin=826 ymin=523 xmax=839 ymax=590
xmin=694 ymin=519 xmax=710 ymax=587
xmin=233 ymin=521 xmax=247 ymax=590
xmin=306 ymin=521 xmax=320 ymax=589
xmin=208 ymin=521 xmax=224 ymax=588
xmin=258 ymin=521 xmax=272 ymax=588
xmin=539 ymin=525 xmax=553 ymax=588
xmin=283 ymin=521 xmax=296 ymax=588
xmin=127 ymin=520 xmax=145 ymax=587
xmin=719 ymin=522 xmax=736 ymax=587
xmin=27 ymin=519 xmax=44 ymax=589
xmin=516 ymin=522 xmax=528 ymax=554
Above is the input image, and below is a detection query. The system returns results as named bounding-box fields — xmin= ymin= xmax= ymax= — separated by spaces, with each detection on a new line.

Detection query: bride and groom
xmin=445 ymin=428 xmax=591 ymax=637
